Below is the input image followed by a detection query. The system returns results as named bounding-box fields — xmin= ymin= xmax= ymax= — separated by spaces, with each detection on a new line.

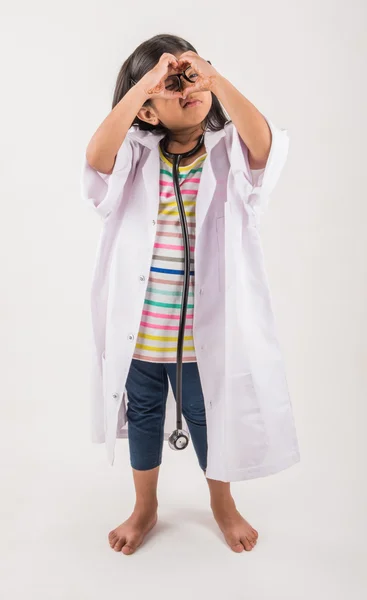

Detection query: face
xmin=137 ymin=53 xmax=212 ymax=133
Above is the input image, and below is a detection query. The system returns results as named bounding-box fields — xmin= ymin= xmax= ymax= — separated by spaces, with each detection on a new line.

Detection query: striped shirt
xmin=132 ymin=145 xmax=265 ymax=363
xmin=132 ymin=145 xmax=206 ymax=363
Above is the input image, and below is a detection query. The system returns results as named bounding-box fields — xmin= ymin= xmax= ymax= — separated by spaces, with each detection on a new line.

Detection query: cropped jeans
xmin=125 ymin=359 xmax=208 ymax=472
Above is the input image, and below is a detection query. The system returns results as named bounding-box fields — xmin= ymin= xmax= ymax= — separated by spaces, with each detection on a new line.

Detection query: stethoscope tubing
xmin=172 ymin=156 xmax=189 ymax=430
xmin=159 ymin=132 xmax=205 ymax=441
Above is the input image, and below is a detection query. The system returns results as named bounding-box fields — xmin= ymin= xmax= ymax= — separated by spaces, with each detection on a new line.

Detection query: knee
xmin=183 ymin=405 xmax=207 ymax=427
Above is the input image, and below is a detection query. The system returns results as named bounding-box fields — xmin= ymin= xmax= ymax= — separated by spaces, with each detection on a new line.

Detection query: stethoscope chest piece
xmin=168 ymin=428 xmax=190 ymax=450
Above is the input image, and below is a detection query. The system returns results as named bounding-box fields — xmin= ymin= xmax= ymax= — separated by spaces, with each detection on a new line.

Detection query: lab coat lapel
xmin=130 ymin=125 xmax=227 ymax=237
xmin=195 ymin=127 xmax=226 ymax=240
xmin=128 ymin=128 xmax=165 ymax=221
xmin=142 ymin=146 xmax=161 ymax=220
xmin=194 ymin=149 xmax=216 ymax=242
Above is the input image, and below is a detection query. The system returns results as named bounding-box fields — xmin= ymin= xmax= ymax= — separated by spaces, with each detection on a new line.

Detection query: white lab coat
xmin=80 ymin=117 xmax=300 ymax=482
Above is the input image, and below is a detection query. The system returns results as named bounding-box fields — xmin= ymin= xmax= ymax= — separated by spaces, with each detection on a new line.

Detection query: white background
xmin=1 ymin=1 xmax=366 ymax=598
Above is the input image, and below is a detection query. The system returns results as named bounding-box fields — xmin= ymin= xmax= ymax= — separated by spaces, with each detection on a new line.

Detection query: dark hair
xmin=112 ymin=33 xmax=231 ymax=135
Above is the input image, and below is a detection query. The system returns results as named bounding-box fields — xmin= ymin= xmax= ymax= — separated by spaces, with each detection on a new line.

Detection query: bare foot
xmin=108 ymin=505 xmax=158 ymax=555
xmin=210 ymin=497 xmax=259 ymax=552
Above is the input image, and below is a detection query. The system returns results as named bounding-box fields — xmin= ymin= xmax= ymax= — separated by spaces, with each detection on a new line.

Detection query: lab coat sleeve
xmin=80 ymin=134 xmax=134 ymax=219
xmin=226 ymin=116 xmax=290 ymax=223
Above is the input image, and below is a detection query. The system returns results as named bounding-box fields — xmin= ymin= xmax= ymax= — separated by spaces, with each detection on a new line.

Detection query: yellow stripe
xmin=135 ymin=344 xmax=195 ymax=352
xmin=160 ymin=202 xmax=195 ymax=215
xmin=160 ymin=210 xmax=195 ymax=216
xmin=160 ymin=200 xmax=195 ymax=209
xmin=159 ymin=145 xmax=207 ymax=171
xmin=138 ymin=332 xmax=193 ymax=341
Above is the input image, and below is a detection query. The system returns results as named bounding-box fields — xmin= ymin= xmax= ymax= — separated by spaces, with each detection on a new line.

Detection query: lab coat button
xmin=112 ymin=393 xmax=119 ymax=400
xmin=139 ymin=275 xmax=145 ymax=282
xmin=105 ymin=211 xmax=111 ymax=217
xmin=128 ymin=334 xmax=134 ymax=341
xmin=199 ymin=288 xmax=204 ymax=295
xmin=152 ymin=220 xmax=156 ymax=225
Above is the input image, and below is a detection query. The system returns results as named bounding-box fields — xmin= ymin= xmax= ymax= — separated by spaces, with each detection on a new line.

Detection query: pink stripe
xmin=133 ymin=353 xmax=197 ymax=362
xmin=154 ymin=242 xmax=195 ymax=252
xmin=156 ymin=231 xmax=195 ymax=239
xmin=160 ymin=190 xmax=197 ymax=198
xmin=157 ymin=219 xmax=195 ymax=227
xmin=142 ymin=309 xmax=193 ymax=319
xmin=160 ymin=178 xmax=200 ymax=186
xmin=140 ymin=321 xmax=193 ymax=330
xmin=149 ymin=277 xmax=195 ymax=286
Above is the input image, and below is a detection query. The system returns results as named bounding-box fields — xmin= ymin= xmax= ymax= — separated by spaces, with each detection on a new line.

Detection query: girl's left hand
xmin=176 ymin=51 xmax=219 ymax=96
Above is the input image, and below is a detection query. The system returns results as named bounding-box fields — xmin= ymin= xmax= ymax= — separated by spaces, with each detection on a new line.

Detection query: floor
xmin=1 ymin=421 xmax=365 ymax=600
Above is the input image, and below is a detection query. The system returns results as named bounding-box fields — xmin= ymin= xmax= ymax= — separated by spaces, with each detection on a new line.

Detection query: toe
xmin=108 ymin=532 xmax=117 ymax=547
xmin=230 ymin=542 xmax=244 ymax=553
xmin=241 ymin=537 xmax=253 ymax=551
xmin=121 ymin=543 xmax=137 ymax=555
xmin=113 ymin=537 xmax=126 ymax=552
xmin=225 ymin=531 xmax=244 ymax=553
xmin=248 ymin=532 xmax=257 ymax=544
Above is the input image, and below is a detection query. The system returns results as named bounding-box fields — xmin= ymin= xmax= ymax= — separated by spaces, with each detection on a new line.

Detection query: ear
xmin=137 ymin=105 xmax=159 ymax=126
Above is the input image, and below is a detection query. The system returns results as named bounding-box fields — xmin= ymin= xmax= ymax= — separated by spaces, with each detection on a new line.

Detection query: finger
xmin=158 ymin=53 xmax=179 ymax=78
xmin=165 ymin=90 xmax=185 ymax=100
xmin=167 ymin=56 xmax=179 ymax=70
xmin=160 ymin=52 xmax=179 ymax=67
xmin=177 ymin=53 xmax=200 ymax=71
xmin=178 ymin=51 xmax=197 ymax=62
xmin=182 ymin=84 xmax=205 ymax=97
xmin=178 ymin=58 xmax=193 ymax=71
xmin=166 ymin=54 xmax=181 ymax=73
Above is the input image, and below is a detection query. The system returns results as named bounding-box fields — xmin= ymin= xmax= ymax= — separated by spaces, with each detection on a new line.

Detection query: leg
xmin=168 ymin=362 xmax=258 ymax=552
xmin=108 ymin=359 xmax=168 ymax=554
xmin=108 ymin=466 xmax=160 ymax=555
xmin=205 ymin=477 xmax=259 ymax=552
xmin=166 ymin=361 xmax=208 ymax=472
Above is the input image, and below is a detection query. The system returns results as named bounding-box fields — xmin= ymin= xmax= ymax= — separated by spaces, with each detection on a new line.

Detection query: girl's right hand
xmin=136 ymin=53 xmax=184 ymax=101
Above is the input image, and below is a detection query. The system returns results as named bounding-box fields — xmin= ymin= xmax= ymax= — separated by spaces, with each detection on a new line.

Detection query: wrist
xmin=131 ymin=78 xmax=151 ymax=103
xmin=210 ymin=73 xmax=227 ymax=97
xmin=136 ymin=72 xmax=160 ymax=101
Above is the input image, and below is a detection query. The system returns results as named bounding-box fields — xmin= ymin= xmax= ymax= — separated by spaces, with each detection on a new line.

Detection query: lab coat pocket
xmin=227 ymin=372 xmax=268 ymax=468
xmin=216 ymin=216 xmax=225 ymax=292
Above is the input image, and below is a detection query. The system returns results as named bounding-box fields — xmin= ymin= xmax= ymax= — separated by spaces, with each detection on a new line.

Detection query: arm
xmin=211 ymin=75 xmax=271 ymax=169
xmin=86 ymin=52 xmax=189 ymax=174
xmin=86 ymin=84 xmax=149 ymax=174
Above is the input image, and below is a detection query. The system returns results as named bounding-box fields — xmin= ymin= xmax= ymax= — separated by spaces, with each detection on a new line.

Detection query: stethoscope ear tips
xmin=168 ymin=429 xmax=190 ymax=450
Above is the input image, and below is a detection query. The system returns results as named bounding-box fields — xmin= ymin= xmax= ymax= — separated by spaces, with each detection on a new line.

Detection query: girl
xmin=81 ymin=34 xmax=300 ymax=556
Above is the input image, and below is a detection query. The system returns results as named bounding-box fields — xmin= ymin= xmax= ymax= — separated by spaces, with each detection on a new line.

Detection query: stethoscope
xmin=159 ymin=130 xmax=206 ymax=451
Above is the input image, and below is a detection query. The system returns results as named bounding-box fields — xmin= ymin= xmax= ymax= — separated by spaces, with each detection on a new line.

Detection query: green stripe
xmin=145 ymin=299 xmax=194 ymax=309
xmin=147 ymin=287 xmax=194 ymax=297
xmin=160 ymin=167 xmax=203 ymax=178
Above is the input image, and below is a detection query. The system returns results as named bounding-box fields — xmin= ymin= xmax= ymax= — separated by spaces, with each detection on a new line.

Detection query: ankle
xmin=210 ymin=494 xmax=236 ymax=510
xmin=134 ymin=498 xmax=158 ymax=514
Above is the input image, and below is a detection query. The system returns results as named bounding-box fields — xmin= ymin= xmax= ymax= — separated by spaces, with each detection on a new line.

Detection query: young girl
xmin=81 ymin=34 xmax=300 ymax=556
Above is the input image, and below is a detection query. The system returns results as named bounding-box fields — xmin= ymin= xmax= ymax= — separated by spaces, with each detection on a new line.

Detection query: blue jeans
xmin=125 ymin=359 xmax=208 ymax=472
